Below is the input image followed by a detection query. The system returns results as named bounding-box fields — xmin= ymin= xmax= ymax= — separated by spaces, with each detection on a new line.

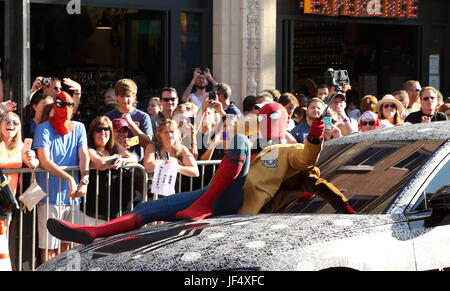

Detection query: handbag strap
xmin=30 ymin=169 xmax=36 ymax=182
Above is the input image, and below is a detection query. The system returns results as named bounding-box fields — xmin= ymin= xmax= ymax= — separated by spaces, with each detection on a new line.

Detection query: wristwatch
xmin=80 ymin=178 xmax=89 ymax=185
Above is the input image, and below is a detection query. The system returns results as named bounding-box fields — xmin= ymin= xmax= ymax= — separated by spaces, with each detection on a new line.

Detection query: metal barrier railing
xmin=2 ymin=160 xmax=220 ymax=271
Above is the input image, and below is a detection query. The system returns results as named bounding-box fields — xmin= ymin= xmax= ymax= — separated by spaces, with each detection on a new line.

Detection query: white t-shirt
xmin=189 ymin=93 xmax=206 ymax=109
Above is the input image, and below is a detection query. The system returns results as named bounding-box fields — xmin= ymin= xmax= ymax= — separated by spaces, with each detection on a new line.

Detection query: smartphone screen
xmin=323 ymin=117 xmax=332 ymax=132
xmin=23 ymin=138 xmax=33 ymax=152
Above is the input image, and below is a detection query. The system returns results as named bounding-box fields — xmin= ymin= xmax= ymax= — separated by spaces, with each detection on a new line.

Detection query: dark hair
xmin=214 ymin=83 xmax=232 ymax=100
xmin=242 ymin=95 xmax=257 ymax=112
xmin=161 ymin=87 xmax=178 ymax=96
xmin=316 ymin=83 xmax=329 ymax=91
xmin=87 ymin=116 xmax=115 ymax=152
xmin=39 ymin=103 xmax=54 ymax=124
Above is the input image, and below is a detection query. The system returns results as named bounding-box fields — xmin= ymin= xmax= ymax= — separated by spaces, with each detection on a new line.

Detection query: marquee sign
xmin=302 ymin=0 xmax=419 ymax=19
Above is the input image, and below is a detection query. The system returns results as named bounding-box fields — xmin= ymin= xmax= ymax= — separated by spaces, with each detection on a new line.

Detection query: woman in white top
xmin=144 ymin=119 xmax=199 ymax=178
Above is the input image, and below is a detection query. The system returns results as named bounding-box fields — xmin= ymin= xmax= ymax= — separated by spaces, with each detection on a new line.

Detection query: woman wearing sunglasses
xmin=375 ymin=95 xmax=405 ymax=128
xmin=0 ymin=112 xmax=39 ymax=196
xmin=84 ymin=116 xmax=138 ymax=223
xmin=357 ymin=111 xmax=381 ymax=132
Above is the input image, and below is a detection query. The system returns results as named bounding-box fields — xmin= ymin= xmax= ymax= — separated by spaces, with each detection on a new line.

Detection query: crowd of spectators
xmin=0 ymin=61 xmax=449 ymax=268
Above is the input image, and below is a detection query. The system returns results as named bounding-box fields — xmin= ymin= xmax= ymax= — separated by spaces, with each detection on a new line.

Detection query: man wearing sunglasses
xmin=403 ymin=80 xmax=422 ymax=114
xmin=150 ymin=87 xmax=179 ymax=136
xmin=405 ymin=86 xmax=448 ymax=124
xmin=33 ymin=90 xmax=89 ymax=262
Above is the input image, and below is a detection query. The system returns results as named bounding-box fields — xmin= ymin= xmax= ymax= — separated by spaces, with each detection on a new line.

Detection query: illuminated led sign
xmin=303 ymin=0 xmax=419 ymax=19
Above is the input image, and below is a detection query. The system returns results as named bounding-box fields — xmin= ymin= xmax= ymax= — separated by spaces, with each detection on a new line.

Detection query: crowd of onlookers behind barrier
xmin=0 ymin=63 xmax=449 ymax=269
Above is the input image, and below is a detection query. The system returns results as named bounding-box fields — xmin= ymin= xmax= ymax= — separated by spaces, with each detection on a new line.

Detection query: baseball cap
xmin=332 ymin=91 xmax=346 ymax=102
xmin=112 ymin=118 xmax=129 ymax=131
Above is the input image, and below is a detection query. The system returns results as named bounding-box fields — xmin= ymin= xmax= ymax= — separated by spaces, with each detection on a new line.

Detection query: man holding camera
xmin=30 ymin=76 xmax=83 ymax=117
xmin=182 ymin=68 xmax=217 ymax=109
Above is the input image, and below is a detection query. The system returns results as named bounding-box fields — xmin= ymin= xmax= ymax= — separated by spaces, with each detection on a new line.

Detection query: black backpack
xmin=0 ymin=169 xmax=19 ymax=216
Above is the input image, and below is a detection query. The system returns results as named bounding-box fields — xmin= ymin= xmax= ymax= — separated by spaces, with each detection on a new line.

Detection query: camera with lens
xmin=208 ymin=91 xmax=217 ymax=101
xmin=324 ymin=68 xmax=349 ymax=92
xmin=42 ymin=77 xmax=52 ymax=87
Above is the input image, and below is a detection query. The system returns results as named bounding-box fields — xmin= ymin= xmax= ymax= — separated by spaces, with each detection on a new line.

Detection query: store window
xmin=30 ymin=4 xmax=169 ymax=125
xmin=126 ymin=10 xmax=166 ymax=102
xmin=289 ymin=20 xmax=419 ymax=102
xmin=180 ymin=12 xmax=202 ymax=87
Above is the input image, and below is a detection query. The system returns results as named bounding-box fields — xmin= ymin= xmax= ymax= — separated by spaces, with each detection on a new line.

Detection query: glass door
xmin=125 ymin=10 xmax=168 ymax=106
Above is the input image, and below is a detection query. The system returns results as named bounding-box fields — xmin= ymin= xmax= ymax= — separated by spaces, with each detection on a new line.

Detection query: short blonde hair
xmin=420 ymin=86 xmax=438 ymax=100
xmin=115 ymin=79 xmax=138 ymax=97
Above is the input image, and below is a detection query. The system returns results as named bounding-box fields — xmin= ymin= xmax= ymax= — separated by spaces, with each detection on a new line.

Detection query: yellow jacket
xmin=238 ymin=139 xmax=323 ymax=214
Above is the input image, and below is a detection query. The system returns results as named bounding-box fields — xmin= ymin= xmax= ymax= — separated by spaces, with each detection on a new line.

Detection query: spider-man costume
xmin=47 ymin=103 xmax=354 ymax=245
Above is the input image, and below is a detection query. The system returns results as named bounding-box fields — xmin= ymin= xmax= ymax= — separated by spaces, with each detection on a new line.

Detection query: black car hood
xmin=37 ymin=213 xmax=407 ymax=271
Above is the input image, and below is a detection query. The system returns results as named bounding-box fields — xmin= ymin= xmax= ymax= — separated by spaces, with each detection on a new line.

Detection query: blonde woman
xmin=0 ymin=112 xmax=39 ymax=196
xmin=144 ymin=119 xmax=199 ymax=178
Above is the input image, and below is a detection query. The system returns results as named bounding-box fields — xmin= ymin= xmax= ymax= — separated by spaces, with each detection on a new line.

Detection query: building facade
xmin=1 ymin=0 xmax=449 ymax=121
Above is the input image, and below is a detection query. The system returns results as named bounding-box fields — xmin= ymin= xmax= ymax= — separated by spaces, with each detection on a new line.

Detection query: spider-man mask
xmin=49 ymin=91 xmax=74 ymax=136
xmin=257 ymin=103 xmax=289 ymax=141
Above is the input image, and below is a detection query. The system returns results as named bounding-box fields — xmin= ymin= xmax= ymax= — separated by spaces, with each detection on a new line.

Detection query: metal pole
xmin=4 ymin=0 xmax=30 ymax=120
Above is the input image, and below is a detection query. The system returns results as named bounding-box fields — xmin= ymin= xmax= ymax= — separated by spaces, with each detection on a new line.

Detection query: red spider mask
xmin=257 ymin=103 xmax=289 ymax=140
xmin=49 ymin=91 xmax=74 ymax=136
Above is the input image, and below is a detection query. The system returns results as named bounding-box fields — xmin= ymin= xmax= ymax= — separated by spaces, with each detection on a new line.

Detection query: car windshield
xmin=285 ymin=140 xmax=446 ymax=215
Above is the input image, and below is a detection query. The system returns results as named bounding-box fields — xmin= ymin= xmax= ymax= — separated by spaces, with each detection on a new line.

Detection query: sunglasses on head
xmin=55 ymin=98 xmax=75 ymax=108
xmin=95 ymin=127 xmax=110 ymax=133
xmin=422 ymin=96 xmax=436 ymax=101
xmin=361 ymin=120 xmax=375 ymax=126
xmin=1 ymin=118 xmax=19 ymax=126
xmin=383 ymin=103 xmax=397 ymax=109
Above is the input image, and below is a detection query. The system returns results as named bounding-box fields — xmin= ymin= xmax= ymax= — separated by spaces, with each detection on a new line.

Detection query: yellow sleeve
xmin=288 ymin=139 xmax=323 ymax=170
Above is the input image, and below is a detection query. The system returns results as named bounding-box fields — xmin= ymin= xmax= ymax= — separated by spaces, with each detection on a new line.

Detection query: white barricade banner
xmin=151 ymin=160 xmax=179 ymax=196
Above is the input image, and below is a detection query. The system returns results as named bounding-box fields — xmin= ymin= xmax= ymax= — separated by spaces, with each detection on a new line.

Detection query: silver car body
xmin=38 ymin=121 xmax=450 ymax=271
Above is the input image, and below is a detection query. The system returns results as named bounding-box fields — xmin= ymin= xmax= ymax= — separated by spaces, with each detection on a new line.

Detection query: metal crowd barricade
xmin=174 ymin=160 xmax=222 ymax=194
xmin=3 ymin=160 xmax=221 ymax=271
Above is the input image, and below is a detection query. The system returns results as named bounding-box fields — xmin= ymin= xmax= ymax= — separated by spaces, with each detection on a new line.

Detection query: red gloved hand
xmin=309 ymin=118 xmax=325 ymax=140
